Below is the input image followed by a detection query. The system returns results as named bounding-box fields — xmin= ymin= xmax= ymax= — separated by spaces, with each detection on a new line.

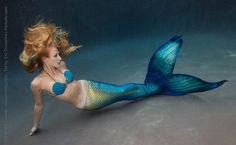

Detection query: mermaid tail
xmin=163 ymin=74 xmax=228 ymax=96
xmin=144 ymin=35 xmax=228 ymax=96
xmin=79 ymin=35 xmax=227 ymax=110
xmin=82 ymin=81 xmax=153 ymax=110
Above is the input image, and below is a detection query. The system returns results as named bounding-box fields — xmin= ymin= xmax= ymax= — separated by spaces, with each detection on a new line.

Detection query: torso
xmin=33 ymin=64 xmax=85 ymax=108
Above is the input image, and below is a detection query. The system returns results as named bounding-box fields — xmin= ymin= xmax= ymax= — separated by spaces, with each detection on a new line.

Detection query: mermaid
xmin=19 ymin=21 xmax=227 ymax=136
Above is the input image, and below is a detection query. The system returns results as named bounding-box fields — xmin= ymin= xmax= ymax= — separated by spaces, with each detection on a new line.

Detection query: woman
xmin=19 ymin=22 xmax=227 ymax=136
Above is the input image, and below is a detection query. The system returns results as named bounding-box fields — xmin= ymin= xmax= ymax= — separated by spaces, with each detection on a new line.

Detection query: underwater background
xmin=1 ymin=0 xmax=236 ymax=145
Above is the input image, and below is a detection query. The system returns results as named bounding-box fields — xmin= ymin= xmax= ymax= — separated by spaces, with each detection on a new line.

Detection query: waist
xmin=75 ymin=80 xmax=89 ymax=109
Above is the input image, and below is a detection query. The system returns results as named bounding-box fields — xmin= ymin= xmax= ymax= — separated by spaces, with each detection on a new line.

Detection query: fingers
xmin=29 ymin=131 xmax=34 ymax=136
xmin=29 ymin=126 xmax=40 ymax=136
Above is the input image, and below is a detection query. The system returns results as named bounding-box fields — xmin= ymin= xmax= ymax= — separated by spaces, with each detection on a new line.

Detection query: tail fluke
xmin=144 ymin=35 xmax=228 ymax=96
xmin=147 ymin=35 xmax=182 ymax=75
xmin=162 ymin=74 xmax=228 ymax=96
xmin=145 ymin=35 xmax=183 ymax=84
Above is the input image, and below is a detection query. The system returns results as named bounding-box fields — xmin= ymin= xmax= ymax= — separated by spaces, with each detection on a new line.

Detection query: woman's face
xmin=42 ymin=43 xmax=62 ymax=68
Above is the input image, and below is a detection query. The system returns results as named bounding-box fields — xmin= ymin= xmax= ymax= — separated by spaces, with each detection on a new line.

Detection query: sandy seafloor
xmin=1 ymin=33 xmax=236 ymax=145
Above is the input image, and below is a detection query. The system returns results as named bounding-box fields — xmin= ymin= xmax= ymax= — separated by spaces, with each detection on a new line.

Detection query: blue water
xmin=2 ymin=0 xmax=236 ymax=145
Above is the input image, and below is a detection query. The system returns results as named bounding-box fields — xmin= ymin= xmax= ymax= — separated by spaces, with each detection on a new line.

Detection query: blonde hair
xmin=19 ymin=21 xmax=82 ymax=73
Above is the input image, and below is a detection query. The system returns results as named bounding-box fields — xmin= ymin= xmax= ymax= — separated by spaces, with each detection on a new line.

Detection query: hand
xmin=29 ymin=126 xmax=40 ymax=136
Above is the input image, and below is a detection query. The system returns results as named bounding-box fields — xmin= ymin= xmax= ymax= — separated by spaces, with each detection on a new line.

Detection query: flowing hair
xmin=19 ymin=21 xmax=82 ymax=73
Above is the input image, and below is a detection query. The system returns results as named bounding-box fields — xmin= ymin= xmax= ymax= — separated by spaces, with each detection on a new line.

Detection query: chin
xmin=54 ymin=64 xmax=60 ymax=68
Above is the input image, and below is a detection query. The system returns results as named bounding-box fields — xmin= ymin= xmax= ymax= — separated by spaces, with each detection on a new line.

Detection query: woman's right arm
xmin=29 ymin=79 xmax=43 ymax=136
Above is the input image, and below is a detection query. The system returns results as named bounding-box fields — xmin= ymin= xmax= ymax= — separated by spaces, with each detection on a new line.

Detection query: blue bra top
xmin=43 ymin=68 xmax=74 ymax=95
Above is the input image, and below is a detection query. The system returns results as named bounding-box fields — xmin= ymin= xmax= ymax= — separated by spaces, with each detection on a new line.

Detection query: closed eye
xmin=54 ymin=53 xmax=59 ymax=57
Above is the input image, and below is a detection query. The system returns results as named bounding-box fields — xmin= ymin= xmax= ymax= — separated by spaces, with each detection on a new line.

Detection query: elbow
xmin=34 ymin=104 xmax=43 ymax=111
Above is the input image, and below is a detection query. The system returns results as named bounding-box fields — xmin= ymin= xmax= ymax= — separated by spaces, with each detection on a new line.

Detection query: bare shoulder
xmin=31 ymin=76 xmax=42 ymax=92
xmin=31 ymin=76 xmax=44 ymax=105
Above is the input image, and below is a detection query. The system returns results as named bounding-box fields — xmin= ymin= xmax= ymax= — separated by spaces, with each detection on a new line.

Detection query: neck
xmin=42 ymin=64 xmax=58 ymax=76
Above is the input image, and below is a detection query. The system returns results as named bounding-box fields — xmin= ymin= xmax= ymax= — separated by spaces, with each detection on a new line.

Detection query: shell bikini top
xmin=43 ymin=68 xmax=74 ymax=95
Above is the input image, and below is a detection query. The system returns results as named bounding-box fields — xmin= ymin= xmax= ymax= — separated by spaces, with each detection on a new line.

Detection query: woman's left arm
xmin=29 ymin=79 xmax=43 ymax=136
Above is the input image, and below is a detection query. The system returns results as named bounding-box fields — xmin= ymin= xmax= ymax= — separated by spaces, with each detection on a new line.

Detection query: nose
xmin=58 ymin=55 xmax=62 ymax=60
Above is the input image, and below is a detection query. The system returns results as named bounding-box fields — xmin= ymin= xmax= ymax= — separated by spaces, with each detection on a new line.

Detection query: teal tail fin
xmin=144 ymin=35 xmax=228 ymax=96
xmin=163 ymin=74 xmax=228 ymax=96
